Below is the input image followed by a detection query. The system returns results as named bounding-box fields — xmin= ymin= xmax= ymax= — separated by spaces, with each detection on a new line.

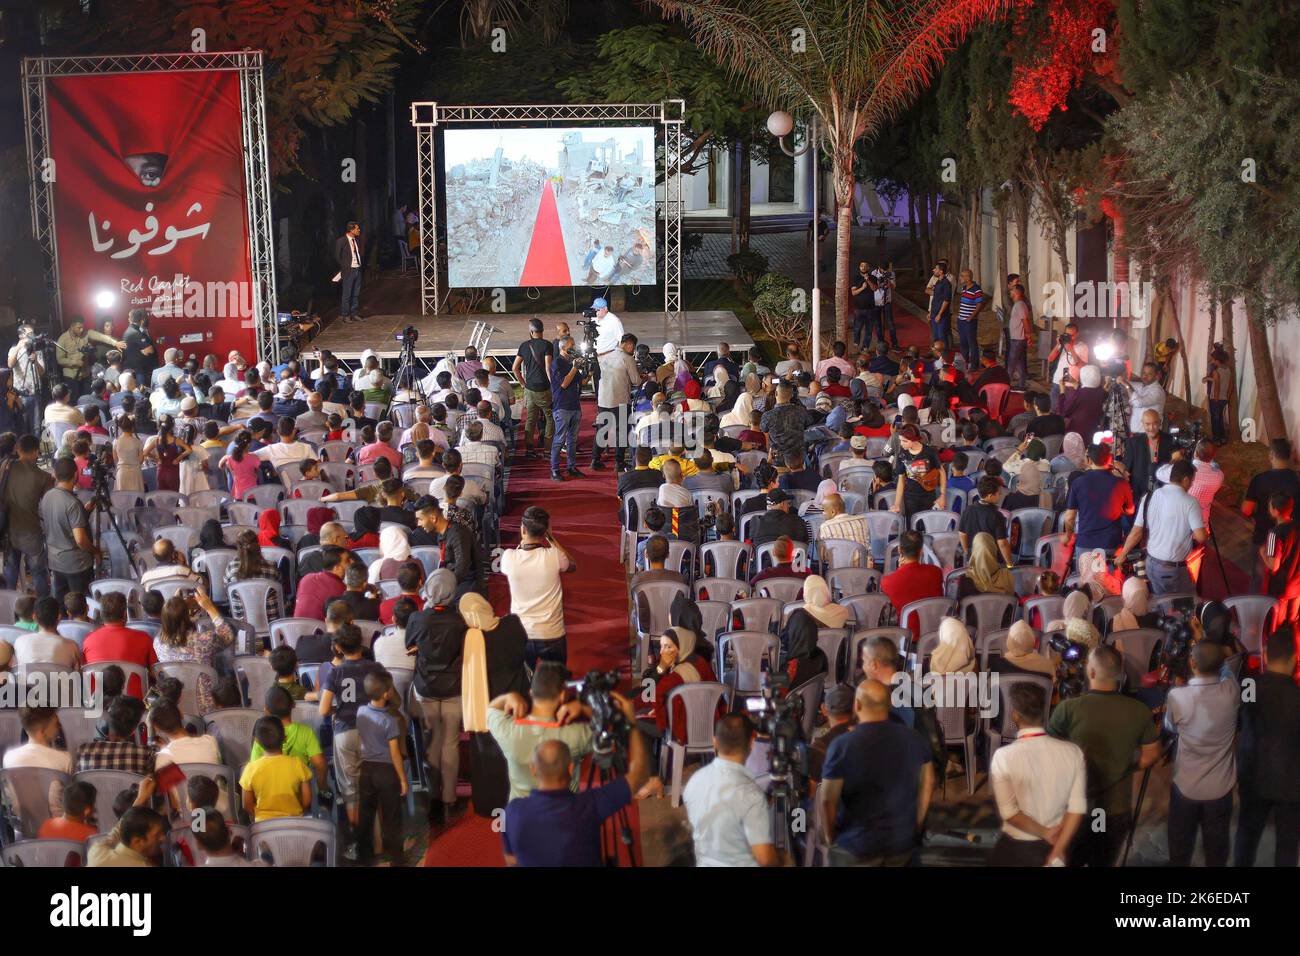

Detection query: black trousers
xmin=1209 ymin=399 xmax=1228 ymax=443
xmin=358 ymin=760 xmax=404 ymax=865
xmin=1068 ymin=810 xmax=1130 ymax=867
xmin=593 ymin=404 xmax=628 ymax=468
xmin=52 ymin=567 xmax=94 ymax=603
xmin=988 ymin=834 xmax=1052 ymax=866
xmin=1168 ymin=784 xmax=1231 ymax=866
xmin=1234 ymin=785 xmax=1300 ymax=868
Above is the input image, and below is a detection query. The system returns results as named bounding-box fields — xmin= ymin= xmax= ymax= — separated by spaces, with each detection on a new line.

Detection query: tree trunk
xmin=907 ymin=193 xmax=920 ymax=275
xmin=995 ymin=201 xmax=1009 ymax=313
xmin=736 ymin=138 xmax=751 ymax=253
xmin=918 ymin=190 xmax=933 ymax=270
xmin=832 ymin=149 xmax=853 ymax=344
xmin=1013 ymin=182 xmax=1030 ymax=301
xmin=1245 ymin=299 xmax=1287 ymax=442
xmin=1206 ymin=288 xmax=1217 ymax=373
xmin=1223 ymin=293 xmax=1240 ymax=441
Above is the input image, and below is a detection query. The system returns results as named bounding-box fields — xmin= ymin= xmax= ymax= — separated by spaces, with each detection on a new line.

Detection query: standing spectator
xmin=958 ymin=476 xmax=1013 ymax=566
xmin=817 ymin=679 xmax=934 ymax=866
xmin=1202 ymin=347 xmax=1231 ymax=444
xmin=1114 ymin=460 xmax=1205 ymax=596
xmin=1262 ymin=494 xmax=1300 ymax=624
xmin=513 ymin=318 xmax=553 ymax=457
xmin=3 ymin=434 xmax=53 ymax=597
xmin=39 ymin=457 xmax=96 ymax=601
xmin=1126 ymin=361 xmax=1166 ymax=434
xmin=851 ymin=263 xmax=878 ymax=353
xmin=356 ymin=670 xmax=409 ymax=866
xmin=890 ymin=424 xmax=946 ymax=519
xmin=1059 ymin=365 xmax=1106 ymax=441
xmin=1163 ymin=640 xmax=1239 ymax=867
xmin=500 ymin=506 xmax=575 ymax=668
xmin=488 ymin=662 xmax=594 ymax=803
xmin=1062 ymin=443 xmax=1135 ymax=554
xmin=759 ymin=382 xmax=811 ymax=467
xmin=988 ymin=682 xmax=1086 ymax=866
xmin=956 ymin=270 xmax=987 ymax=367
xmin=1123 ymin=409 xmax=1174 ymax=505
xmin=1005 ymin=284 xmax=1032 ymax=390
xmin=682 ymin=714 xmax=780 ymax=866
xmin=1236 ymin=626 xmax=1300 ymax=867
xmin=317 ymin=624 xmax=385 ymax=847
xmin=549 ymin=335 xmax=587 ymax=482
xmin=927 ymin=264 xmax=953 ymax=348
xmin=403 ymin=570 xmax=466 ymax=825
xmin=594 ymin=332 xmax=641 ymax=471
xmin=1243 ymin=439 xmax=1300 ymax=587
xmin=1046 ymin=323 xmax=1089 ymax=412
xmin=1047 ymin=645 xmax=1160 ymax=866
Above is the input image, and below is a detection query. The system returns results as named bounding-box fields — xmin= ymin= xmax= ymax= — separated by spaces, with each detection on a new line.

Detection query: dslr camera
xmin=1169 ymin=418 xmax=1203 ymax=456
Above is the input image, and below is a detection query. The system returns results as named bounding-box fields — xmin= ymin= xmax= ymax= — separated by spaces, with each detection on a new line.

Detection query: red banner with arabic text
xmin=46 ymin=69 xmax=258 ymax=362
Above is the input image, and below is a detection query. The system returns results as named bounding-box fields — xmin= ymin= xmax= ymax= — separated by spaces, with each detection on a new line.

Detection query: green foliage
xmin=726 ymin=248 xmax=770 ymax=288
xmin=429 ymin=33 xmax=583 ymax=103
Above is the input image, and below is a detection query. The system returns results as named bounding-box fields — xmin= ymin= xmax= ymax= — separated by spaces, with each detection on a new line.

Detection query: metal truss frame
xmin=410 ymin=99 xmax=685 ymax=325
xmin=22 ymin=51 xmax=279 ymax=362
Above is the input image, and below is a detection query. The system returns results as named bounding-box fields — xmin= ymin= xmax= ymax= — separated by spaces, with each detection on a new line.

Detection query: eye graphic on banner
xmin=45 ymin=69 xmax=257 ymax=359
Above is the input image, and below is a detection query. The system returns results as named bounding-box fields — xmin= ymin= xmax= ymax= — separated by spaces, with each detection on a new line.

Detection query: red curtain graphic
xmin=46 ymin=70 xmax=258 ymax=361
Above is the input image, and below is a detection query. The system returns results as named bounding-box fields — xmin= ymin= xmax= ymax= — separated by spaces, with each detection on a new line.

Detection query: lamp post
xmin=768 ymin=110 xmax=822 ymax=368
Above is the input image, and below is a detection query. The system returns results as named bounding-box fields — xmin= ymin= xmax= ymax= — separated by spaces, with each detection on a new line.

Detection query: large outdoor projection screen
xmin=443 ymin=126 xmax=656 ymax=288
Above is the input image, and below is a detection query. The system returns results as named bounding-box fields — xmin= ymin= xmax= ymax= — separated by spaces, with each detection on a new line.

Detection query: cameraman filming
xmin=487 ymin=662 xmax=595 ymax=803
xmin=1114 ymin=460 xmax=1207 ymax=596
xmin=7 ymin=325 xmax=45 ymax=434
xmin=549 ymin=335 xmax=588 ymax=482
xmin=56 ymin=314 xmax=125 ymax=398
xmin=1048 ymin=322 xmax=1089 ymax=413
xmin=501 ymin=708 xmax=648 ymax=867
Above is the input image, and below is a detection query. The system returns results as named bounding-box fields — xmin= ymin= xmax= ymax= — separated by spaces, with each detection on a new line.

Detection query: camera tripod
xmin=88 ymin=457 xmax=140 ymax=580
xmin=585 ymin=748 xmax=639 ymax=867
xmin=392 ymin=335 xmax=431 ymax=410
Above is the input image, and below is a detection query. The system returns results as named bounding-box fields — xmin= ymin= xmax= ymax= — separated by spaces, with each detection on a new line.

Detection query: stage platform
xmin=309 ymin=310 xmax=752 ymax=362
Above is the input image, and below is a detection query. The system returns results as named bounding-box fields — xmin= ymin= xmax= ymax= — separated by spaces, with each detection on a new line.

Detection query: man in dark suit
xmin=335 ymin=221 xmax=364 ymax=324
xmin=1123 ymin=407 xmax=1175 ymax=503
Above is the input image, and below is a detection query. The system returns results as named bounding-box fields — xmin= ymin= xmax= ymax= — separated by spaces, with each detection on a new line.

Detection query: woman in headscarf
xmin=409 ymin=569 xmax=466 ymax=824
xmin=459 ymin=590 xmax=528 ymax=817
xmin=369 ymin=524 xmax=412 ymax=583
xmin=1060 ymin=364 xmax=1106 ymax=441
xmin=669 ymin=592 xmax=713 ymax=664
xmin=1112 ymin=576 xmax=1157 ymax=633
xmin=711 ymin=366 xmax=740 ymax=414
xmin=1077 ymin=548 xmax=1120 ymax=601
xmin=1051 ymin=431 xmax=1087 ymax=475
xmin=641 ymin=626 xmax=719 ymax=746
xmin=799 ymin=479 xmax=840 ymax=519
xmin=931 ymin=616 xmax=976 ymax=674
xmin=994 ymin=620 xmax=1057 ymax=681
xmin=958 ymin=532 xmax=1015 ymax=598
xmin=779 ymin=604 xmax=830 ymax=688
xmin=855 ymin=402 xmax=891 ymax=439
xmin=1046 ymin=589 xmax=1093 ymax=634
xmin=682 ymin=379 xmax=710 ymax=412
xmin=1003 ymin=458 xmax=1053 ymax=511
xmin=347 ymin=506 xmax=381 ymax=549
xmin=197 ymin=518 xmax=225 ymax=554
xmin=718 ymin=389 xmax=754 ymax=430
xmin=802 ymin=575 xmax=851 ymax=629
xmin=257 ymin=509 xmax=288 ymax=549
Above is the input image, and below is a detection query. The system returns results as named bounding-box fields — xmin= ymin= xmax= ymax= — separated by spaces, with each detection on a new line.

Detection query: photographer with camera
xmin=7 ymin=326 xmax=46 ymax=432
xmin=594 ymin=332 xmax=641 ymax=472
xmin=1047 ymin=644 xmax=1160 ymax=866
xmin=1113 ymin=459 xmax=1206 ymax=596
xmin=550 ymin=334 xmax=588 ymax=482
xmin=1047 ymin=322 xmax=1089 ymax=412
xmin=1163 ymin=639 xmax=1239 ymax=867
xmin=55 ymin=315 xmax=125 ymax=398
xmin=817 ymin=679 xmax=935 ymax=867
xmin=487 ymin=662 xmax=597 ymax=803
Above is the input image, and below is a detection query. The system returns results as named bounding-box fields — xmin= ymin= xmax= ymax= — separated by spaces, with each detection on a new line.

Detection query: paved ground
xmin=687 ymin=225 xmax=914 ymax=282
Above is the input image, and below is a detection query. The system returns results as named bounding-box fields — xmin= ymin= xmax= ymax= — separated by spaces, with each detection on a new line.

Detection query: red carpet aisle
xmin=519 ymin=181 xmax=570 ymax=286
xmin=423 ymin=399 xmax=640 ymax=865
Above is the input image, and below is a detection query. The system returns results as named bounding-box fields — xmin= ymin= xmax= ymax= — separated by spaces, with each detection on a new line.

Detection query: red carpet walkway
xmin=422 ymin=401 xmax=636 ymax=865
xmin=519 ymin=181 xmax=570 ymax=286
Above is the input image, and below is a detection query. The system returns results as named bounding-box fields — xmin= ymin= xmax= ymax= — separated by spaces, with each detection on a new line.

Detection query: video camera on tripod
xmin=1168 ymin=418 xmax=1203 ymax=456
xmin=745 ymin=670 xmax=804 ymax=778
xmin=578 ymin=669 xmax=632 ymax=762
xmin=571 ymin=312 xmax=601 ymax=375
xmin=1047 ymin=631 xmax=1091 ymax=700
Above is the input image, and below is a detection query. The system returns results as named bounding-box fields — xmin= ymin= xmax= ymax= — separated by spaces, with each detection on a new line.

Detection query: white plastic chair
xmin=660 ymin=682 xmax=727 ymax=807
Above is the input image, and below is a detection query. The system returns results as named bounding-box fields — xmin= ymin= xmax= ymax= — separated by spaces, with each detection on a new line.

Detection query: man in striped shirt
xmin=957 ymin=270 xmax=987 ymax=368
xmin=818 ymin=494 xmax=872 ymax=557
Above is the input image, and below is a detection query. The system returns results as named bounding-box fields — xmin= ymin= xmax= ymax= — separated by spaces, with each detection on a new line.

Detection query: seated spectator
xmin=779 ymin=598 xmax=831 ymax=687
xmin=294 ymin=546 xmax=349 ymax=620
xmin=931 ymin=617 xmax=976 ymax=675
xmin=12 ymin=596 xmax=80 ymax=669
xmin=37 ymin=779 xmax=98 ymax=842
xmin=225 ymin=529 xmax=285 ymax=621
xmin=139 ymin=539 xmax=203 ymax=591
xmin=340 ymin=562 xmax=383 ymax=620
xmin=240 ymin=716 xmax=312 ymax=822
xmin=1111 ymin=576 xmax=1158 ymax=633
xmin=153 ymin=589 xmax=235 ymax=713
xmin=194 ymin=809 xmax=263 ymax=867
xmin=618 ymin=446 xmax=665 ymax=496
xmin=82 ymin=592 xmax=157 ymax=697
xmin=270 ymin=645 xmax=308 ymax=700
xmin=752 ymin=489 xmax=809 ymax=548
xmin=817 ymin=494 xmax=870 ymax=558
xmin=881 ymin=531 xmax=944 ymax=638
xmin=957 ymin=531 xmax=1015 ymax=599
xmin=369 ymin=525 xmax=414 ymax=583
xmin=253 ymin=687 xmax=327 ymax=788
xmin=374 ymin=598 xmax=419 ymax=669
xmin=78 ymin=696 xmax=156 ymax=774
xmin=87 ymin=805 xmax=165 ymax=868
xmin=750 ymin=535 xmax=810 ymax=585
xmin=1002 ymin=458 xmax=1052 ymax=511
xmin=3 ymin=706 xmax=73 ymax=777
xmin=379 ymin=565 xmax=425 ymax=626
xmin=993 ymin=621 xmax=1058 ymax=681
xmin=641 ymin=626 xmax=719 ymax=744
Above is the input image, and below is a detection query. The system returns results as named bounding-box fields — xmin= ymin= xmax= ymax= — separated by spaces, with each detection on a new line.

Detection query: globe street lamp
xmin=768 ymin=110 xmax=822 ymax=368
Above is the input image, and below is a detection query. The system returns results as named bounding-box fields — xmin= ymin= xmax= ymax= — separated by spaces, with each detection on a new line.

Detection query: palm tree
xmin=650 ymin=0 xmax=1015 ymax=344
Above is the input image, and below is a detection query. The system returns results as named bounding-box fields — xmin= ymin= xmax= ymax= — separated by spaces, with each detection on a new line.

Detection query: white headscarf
xmin=931 ymin=617 xmax=975 ymax=674
xmin=459 ymin=591 xmax=499 ymax=732
xmin=897 ymin=392 xmax=916 ymax=411
xmin=1079 ymin=365 xmax=1102 ymax=389
xmin=802 ymin=575 xmax=850 ymax=629
xmin=368 ymin=525 xmax=412 ymax=583
xmin=719 ymin=390 xmax=754 ymax=429
xmin=1113 ymin=576 xmax=1150 ymax=633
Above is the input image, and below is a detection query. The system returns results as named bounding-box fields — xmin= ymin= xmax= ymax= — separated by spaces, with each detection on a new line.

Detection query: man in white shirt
xmin=150 ymin=348 xmax=185 ymax=389
xmin=1114 ymin=459 xmax=1207 ymax=596
xmin=42 ymin=383 xmax=86 ymax=427
xmin=458 ymin=420 xmax=500 ymax=469
xmin=1048 ymin=322 xmax=1089 ymax=412
xmin=591 ymin=297 xmax=624 ymax=358
xmin=656 ymin=458 xmax=694 ymax=509
xmin=139 ymin=539 xmax=204 ymax=591
xmin=499 ymin=506 xmax=575 ymax=668
xmin=989 ymin=682 xmax=1086 ymax=866
xmin=254 ymin=418 xmax=318 ymax=473
xmin=682 ymin=713 xmax=780 ymax=866
xmin=818 ymin=493 xmax=872 ymax=553
xmin=2 ymin=707 xmax=74 ymax=819
xmin=13 ymin=597 xmax=80 ymax=670
xmin=428 ymin=449 xmax=487 ymax=509
xmin=1126 ymin=361 xmax=1167 ymax=434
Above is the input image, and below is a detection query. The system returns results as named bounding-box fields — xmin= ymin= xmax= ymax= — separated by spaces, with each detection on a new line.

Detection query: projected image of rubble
xmin=444 ymin=126 xmax=657 ymax=288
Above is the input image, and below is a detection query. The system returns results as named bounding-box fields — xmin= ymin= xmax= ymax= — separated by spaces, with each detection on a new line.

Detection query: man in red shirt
xmin=294 ymin=546 xmax=349 ymax=619
xmin=37 ymin=779 xmax=100 ymax=843
xmin=82 ymin=592 xmax=157 ymax=697
xmin=750 ymin=535 xmax=811 ymax=585
xmin=881 ymin=531 xmax=944 ymax=639
xmin=379 ymin=563 xmax=426 ymax=625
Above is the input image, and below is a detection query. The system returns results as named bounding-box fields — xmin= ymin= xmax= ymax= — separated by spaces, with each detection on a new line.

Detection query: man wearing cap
xmin=1113 ymin=459 xmax=1206 ymax=596
xmin=272 ymin=380 xmax=308 ymax=419
xmin=587 ymin=297 xmax=624 ymax=396
xmin=808 ymin=685 xmax=857 ymax=785
xmin=752 ymin=492 xmax=809 ymax=549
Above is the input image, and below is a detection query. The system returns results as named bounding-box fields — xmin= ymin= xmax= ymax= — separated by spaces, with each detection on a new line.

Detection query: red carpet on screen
xmin=519 ymin=181 xmax=570 ymax=286
xmin=422 ymin=402 xmax=639 ymax=866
